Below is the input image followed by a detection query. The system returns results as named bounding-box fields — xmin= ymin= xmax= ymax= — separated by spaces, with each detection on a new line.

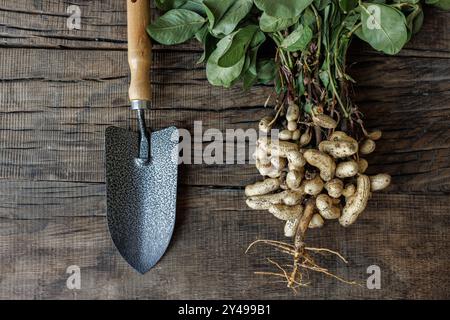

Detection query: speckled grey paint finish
xmin=105 ymin=126 xmax=179 ymax=274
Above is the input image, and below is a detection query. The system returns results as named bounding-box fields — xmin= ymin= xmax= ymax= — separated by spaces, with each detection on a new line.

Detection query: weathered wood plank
xmin=0 ymin=186 xmax=448 ymax=299
xmin=0 ymin=181 xmax=105 ymax=219
xmin=0 ymin=0 xmax=200 ymax=50
xmin=1 ymin=0 xmax=449 ymax=300
xmin=349 ymin=55 xmax=450 ymax=194
xmin=1 ymin=49 xmax=449 ymax=193
xmin=352 ymin=7 xmax=450 ymax=59
xmin=1 ymin=1 xmax=449 ymax=58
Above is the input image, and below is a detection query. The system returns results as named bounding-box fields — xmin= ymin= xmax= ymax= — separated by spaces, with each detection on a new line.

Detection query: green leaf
xmin=211 ymin=0 xmax=254 ymax=37
xmin=319 ymin=70 xmax=330 ymax=89
xmin=360 ymin=4 xmax=408 ymax=55
xmin=206 ymin=32 xmax=246 ymax=87
xmin=300 ymin=8 xmax=317 ymax=28
xmin=259 ymin=12 xmax=299 ymax=32
xmin=203 ymin=0 xmax=235 ymax=30
xmin=242 ymin=53 xmax=257 ymax=90
xmin=180 ymin=0 xmax=207 ymax=15
xmin=196 ymin=27 xmax=218 ymax=64
xmin=245 ymin=31 xmax=266 ymax=75
xmin=147 ymin=9 xmax=206 ymax=45
xmin=395 ymin=0 xmax=420 ymax=4
xmin=303 ymin=101 xmax=313 ymax=115
xmin=250 ymin=30 xmax=266 ymax=49
xmin=314 ymin=0 xmax=332 ymax=11
xmin=281 ymin=25 xmax=313 ymax=52
xmin=354 ymin=24 xmax=365 ymax=40
xmin=195 ymin=24 xmax=209 ymax=43
xmin=274 ymin=73 xmax=284 ymax=94
xmin=426 ymin=0 xmax=450 ymax=10
xmin=254 ymin=0 xmax=314 ymax=18
xmin=155 ymin=0 xmax=188 ymax=11
xmin=406 ymin=7 xmax=424 ymax=41
xmin=218 ymin=25 xmax=258 ymax=68
xmin=257 ymin=59 xmax=276 ymax=84
xmin=341 ymin=11 xmax=360 ymax=31
xmin=242 ymin=31 xmax=266 ymax=89
xmin=338 ymin=0 xmax=358 ymax=12
xmin=242 ymin=69 xmax=257 ymax=90
xmin=411 ymin=10 xmax=424 ymax=34
xmin=242 ymin=52 xmax=256 ymax=75
xmin=296 ymin=72 xmax=305 ymax=96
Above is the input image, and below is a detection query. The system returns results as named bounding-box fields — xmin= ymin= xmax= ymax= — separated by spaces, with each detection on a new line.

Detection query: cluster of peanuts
xmin=245 ymin=102 xmax=391 ymax=237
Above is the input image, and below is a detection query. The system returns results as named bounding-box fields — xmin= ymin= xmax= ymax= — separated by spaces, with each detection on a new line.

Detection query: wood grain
xmin=0 ymin=48 xmax=449 ymax=192
xmin=0 ymin=185 xmax=448 ymax=299
xmin=0 ymin=0 xmax=449 ymax=299
xmin=1 ymin=0 xmax=449 ymax=57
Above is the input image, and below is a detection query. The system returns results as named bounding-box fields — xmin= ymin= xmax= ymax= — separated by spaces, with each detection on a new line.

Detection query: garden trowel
xmin=105 ymin=0 xmax=178 ymax=274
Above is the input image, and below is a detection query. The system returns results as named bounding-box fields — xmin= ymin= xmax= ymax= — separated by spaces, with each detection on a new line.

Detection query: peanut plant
xmin=148 ymin=0 xmax=449 ymax=290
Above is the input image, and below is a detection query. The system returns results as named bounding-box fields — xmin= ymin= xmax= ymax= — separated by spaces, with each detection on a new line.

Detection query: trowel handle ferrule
xmin=131 ymin=100 xmax=150 ymax=110
xmin=127 ymin=0 xmax=152 ymax=102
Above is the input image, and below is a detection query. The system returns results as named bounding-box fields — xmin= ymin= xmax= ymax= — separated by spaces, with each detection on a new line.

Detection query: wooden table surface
xmin=0 ymin=1 xmax=449 ymax=300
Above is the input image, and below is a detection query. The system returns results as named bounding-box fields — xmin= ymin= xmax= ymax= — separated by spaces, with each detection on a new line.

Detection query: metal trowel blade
xmin=105 ymin=126 xmax=179 ymax=274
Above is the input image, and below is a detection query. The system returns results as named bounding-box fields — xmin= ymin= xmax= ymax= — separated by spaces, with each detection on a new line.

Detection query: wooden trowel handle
xmin=127 ymin=0 xmax=152 ymax=103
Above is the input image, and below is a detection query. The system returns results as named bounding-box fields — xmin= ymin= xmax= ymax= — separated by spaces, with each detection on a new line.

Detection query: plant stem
xmin=311 ymin=4 xmax=322 ymax=60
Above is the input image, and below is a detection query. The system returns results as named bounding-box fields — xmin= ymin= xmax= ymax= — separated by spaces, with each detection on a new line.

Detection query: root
xmin=305 ymin=247 xmax=349 ymax=264
xmin=246 ymin=240 xmax=296 ymax=257
xmin=247 ymin=240 xmax=360 ymax=291
xmin=246 ymin=239 xmax=295 ymax=253
xmin=246 ymin=197 xmax=362 ymax=292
